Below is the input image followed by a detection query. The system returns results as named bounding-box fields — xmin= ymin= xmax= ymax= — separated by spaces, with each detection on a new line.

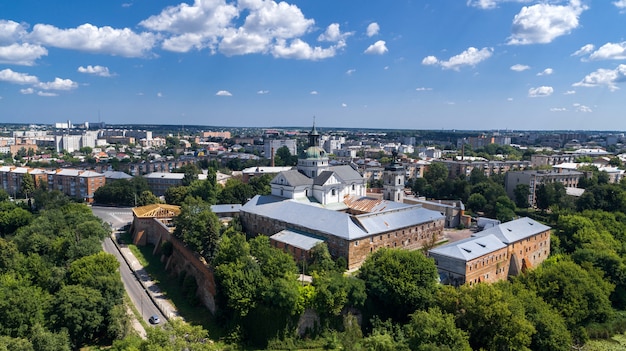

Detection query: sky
xmin=1 ymin=0 xmax=625 ymax=131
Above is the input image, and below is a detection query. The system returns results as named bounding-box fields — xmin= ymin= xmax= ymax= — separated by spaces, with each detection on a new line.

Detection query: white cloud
xmin=36 ymin=78 xmax=78 ymax=91
xmin=20 ymin=88 xmax=34 ymax=94
xmin=346 ymin=69 xmax=356 ymax=75
xmin=550 ymin=107 xmax=567 ymax=112
xmin=30 ymin=23 xmax=157 ymax=57
xmin=466 ymin=0 xmax=532 ymax=10
xmin=507 ymin=97 xmax=514 ymax=101
xmin=508 ymin=0 xmax=587 ymax=45
xmin=318 ymin=23 xmax=352 ymax=44
xmin=216 ymin=90 xmax=232 ymax=96
xmin=573 ymin=64 xmax=626 ymax=91
xmin=271 ymin=38 xmax=338 ymax=60
xmin=366 ymin=22 xmax=379 ymax=37
xmin=0 ymin=20 xmax=28 ymax=44
xmin=416 ymin=87 xmax=433 ymax=91
xmin=341 ymin=103 xmax=347 ymax=107
xmin=257 ymin=90 xmax=269 ymax=94
xmin=528 ymin=86 xmax=553 ymax=97
xmin=0 ymin=68 xmax=39 ymax=84
xmin=77 ymin=65 xmax=112 ymax=77
xmin=364 ymin=40 xmax=388 ymax=55
xmin=309 ymin=90 xmax=318 ymax=95
xmin=614 ymin=0 xmax=626 ymax=10
xmin=564 ymin=90 xmax=576 ymax=95
xmin=423 ymin=47 xmax=492 ymax=71
xmin=157 ymin=92 xmax=163 ymax=97
xmin=0 ymin=43 xmax=48 ymax=66
xmin=573 ymin=103 xmax=592 ymax=112
xmin=588 ymin=42 xmax=626 ymax=60
xmin=37 ymin=91 xmax=58 ymax=97
xmin=422 ymin=55 xmax=438 ymax=66
xmin=572 ymin=44 xmax=595 ymax=57
xmin=537 ymin=68 xmax=553 ymax=76
xmin=510 ymin=64 xmax=530 ymax=72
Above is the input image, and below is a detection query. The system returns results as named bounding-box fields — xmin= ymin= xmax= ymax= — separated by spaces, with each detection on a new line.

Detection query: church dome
xmin=303 ymin=146 xmax=327 ymax=159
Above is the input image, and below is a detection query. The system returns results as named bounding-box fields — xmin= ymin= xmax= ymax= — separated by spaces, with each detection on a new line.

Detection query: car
xmin=149 ymin=315 xmax=160 ymax=324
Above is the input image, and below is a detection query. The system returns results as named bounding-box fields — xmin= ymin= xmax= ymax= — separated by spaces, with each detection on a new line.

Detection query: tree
xmin=424 ymin=162 xmax=448 ymax=184
xmin=20 ymin=174 xmax=35 ymax=199
xmin=0 ymin=274 xmax=51 ymax=338
xmin=274 ymin=146 xmax=297 ymax=166
xmin=164 ymin=185 xmax=190 ymax=206
xmin=50 ymin=285 xmax=105 ymax=349
xmin=513 ymin=183 xmax=530 ymax=208
xmin=217 ymin=177 xmax=254 ymax=204
xmin=466 ymin=193 xmax=486 ymax=214
xmin=404 ymin=307 xmax=471 ymax=351
xmin=173 ymin=197 xmax=222 ymax=261
xmin=359 ymin=248 xmax=438 ymax=322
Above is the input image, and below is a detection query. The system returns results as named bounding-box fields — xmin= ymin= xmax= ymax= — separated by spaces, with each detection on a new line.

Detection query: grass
xmin=117 ymin=231 xmax=226 ymax=340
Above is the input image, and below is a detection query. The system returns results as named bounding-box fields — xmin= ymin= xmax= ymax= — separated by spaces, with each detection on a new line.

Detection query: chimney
xmin=271 ymin=147 xmax=275 ymax=167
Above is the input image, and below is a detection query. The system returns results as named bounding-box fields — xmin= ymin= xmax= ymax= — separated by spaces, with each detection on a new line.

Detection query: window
xmin=331 ymin=189 xmax=336 ymax=196
xmin=354 ymin=240 xmax=359 ymax=246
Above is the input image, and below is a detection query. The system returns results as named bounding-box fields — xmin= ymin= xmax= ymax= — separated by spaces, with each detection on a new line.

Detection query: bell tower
xmin=383 ymin=150 xmax=405 ymax=203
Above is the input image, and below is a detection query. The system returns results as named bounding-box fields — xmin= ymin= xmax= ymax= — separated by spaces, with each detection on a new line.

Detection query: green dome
xmin=303 ymin=146 xmax=327 ymax=159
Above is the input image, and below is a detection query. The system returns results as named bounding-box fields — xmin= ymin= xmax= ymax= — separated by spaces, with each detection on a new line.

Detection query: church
xmin=240 ymin=123 xmax=446 ymax=270
xmin=269 ymin=123 xmax=366 ymax=207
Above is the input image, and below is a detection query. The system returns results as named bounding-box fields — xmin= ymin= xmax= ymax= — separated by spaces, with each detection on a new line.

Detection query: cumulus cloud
xmin=511 ymin=64 xmax=530 ymax=72
xmin=257 ymin=90 xmax=269 ymax=94
xmin=564 ymin=90 xmax=576 ymax=95
xmin=0 ymin=68 xmax=39 ymax=84
xmin=422 ymin=47 xmax=493 ymax=70
xmin=588 ymin=42 xmax=626 ymax=60
xmin=528 ymin=86 xmax=553 ymax=97
xmin=0 ymin=20 xmax=28 ymax=44
xmin=20 ymin=88 xmax=34 ymax=94
xmin=77 ymin=65 xmax=112 ymax=77
xmin=615 ymin=0 xmax=626 ymax=11
xmin=0 ymin=43 xmax=48 ymax=66
xmin=30 ymin=23 xmax=157 ymax=57
xmin=550 ymin=107 xmax=567 ymax=112
xmin=364 ymin=40 xmax=388 ymax=55
xmin=309 ymin=90 xmax=318 ymax=95
xmin=466 ymin=0 xmax=532 ymax=10
xmin=574 ymin=103 xmax=592 ymax=112
xmin=572 ymin=44 xmax=595 ymax=57
xmin=341 ymin=103 xmax=347 ymax=107
xmin=573 ymin=64 xmax=626 ymax=91
xmin=271 ymin=38 xmax=337 ymax=60
xmin=366 ymin=22 xmax=379 ymax=37
xmin=508 ymin=0 xmax=587 ymax=45
xmin=37 ymin=78 xmax=78 ymax=91
xmin=37 ymin=91 xmax=58 ymax=97
xmin=415 ymin=87 xmax=433 ymax=91
xmin=537 ymin=68 xmax=553 ymax=76
xmin=216 ymin=90 xmax=232 ymax=96
xmin=318 ymin=23 xmax=352 ymax=43
xmin=346 ymin=69 xmax=356 ymax=75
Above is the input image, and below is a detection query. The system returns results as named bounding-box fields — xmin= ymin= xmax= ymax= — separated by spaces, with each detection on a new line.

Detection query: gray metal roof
xmin=272 ymin=170 xmax=313 ymax=187
xmin=270 ymin=229 xmax=325 ymax=251
xmin=472 ymin=217 xmax=550 ymax=244
xmin=210 ymin=204 xmax=242 ymax=214
xmin=313 ymin=171 xmax=334 ymax=186
xmin=328 ymin=165 xmax=363 ymax=182
xmin=242 ymin=195 xmax=443 ymax=241
xmin=429 ymin=233 xmax=506 ymax=261
xmin=103 ymin=170 xmax=132 ymax=179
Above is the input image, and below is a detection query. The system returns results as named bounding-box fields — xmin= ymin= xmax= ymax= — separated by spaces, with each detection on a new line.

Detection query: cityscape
xmin=3 ymin=0 xmax=626 ymax=349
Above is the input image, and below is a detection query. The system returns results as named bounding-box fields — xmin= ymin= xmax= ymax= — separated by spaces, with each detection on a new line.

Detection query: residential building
xmin=437 ymin=159 xmax=530 ymax=179
xmin=45 ymin=168 xmax=106 ymax=202
xmin=429 ymin=217 xmax=551 ymax=286
xmin=264 ymin=139 xmax=297 ymax=159
xmin=504 ymin=169 xmax=583 ymax=207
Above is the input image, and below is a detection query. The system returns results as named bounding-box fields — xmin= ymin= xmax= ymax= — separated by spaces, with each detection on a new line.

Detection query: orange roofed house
xmin=428 ymin=217 xmax=551 ymax=286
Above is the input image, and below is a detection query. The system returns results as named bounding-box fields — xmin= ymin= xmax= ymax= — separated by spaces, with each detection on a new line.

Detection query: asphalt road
xmin=93 ymin=205 xmax=166 ymax=326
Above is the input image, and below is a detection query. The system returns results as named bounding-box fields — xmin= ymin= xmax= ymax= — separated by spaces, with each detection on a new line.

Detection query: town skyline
xmin=1 ymin=0 xmax=626 ymax=130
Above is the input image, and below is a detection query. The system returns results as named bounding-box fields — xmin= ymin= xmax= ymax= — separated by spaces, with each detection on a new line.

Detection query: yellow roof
xmin=132 ymin=203 xmax=181 ymax=218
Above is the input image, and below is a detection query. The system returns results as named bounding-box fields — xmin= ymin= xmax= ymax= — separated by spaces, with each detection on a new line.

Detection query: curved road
xmin=93 ymin=206 xmax=166 ymax=326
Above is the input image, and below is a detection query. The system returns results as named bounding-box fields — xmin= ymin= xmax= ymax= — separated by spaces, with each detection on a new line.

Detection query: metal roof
xmin=429 ymin=234 xmax=507 ymax=261
xmin=210 ymin=204 xmax=242 ymax=214
xmin=273 ymin=170 xmax=313 ymax=187
xmin=270 ymin=229 xmax=325 ymax=251
xmin=241 ymin=195 xmax=444 ymax=241
xmin=472 ymin=217 xmax=550 ymax=244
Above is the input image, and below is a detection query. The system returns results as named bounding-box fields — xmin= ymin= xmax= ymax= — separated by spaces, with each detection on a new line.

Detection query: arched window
xmin=331 ymin=189 xmax=336 ymax=196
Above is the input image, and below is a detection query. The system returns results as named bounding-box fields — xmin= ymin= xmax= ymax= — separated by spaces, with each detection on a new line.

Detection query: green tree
xmin=164 ymin=185 xmax=190 ymax=206
xmin=173 ymin=197 xmax=222 ymax=261
xmin=50 ymin=285 xmax=105 ymax=349
xmin=359 ymin=248 xmax=438 ymax=322
xmin=466 ymin=193 xmax=486 ymax=214
xmin=0 ymin=274 xmax=51 ymax=338
xmin=514 ymin=183 xmax=530 ymax=208
xmin=424 ymin=162 xmax=449 ymax=184
xmin=217 ymin=177 xmax=255 ymax=204
xmin=404 ymin=307 xmax=471 ymax=351
xmin=20 ymin=174 xmax=36 ymax=199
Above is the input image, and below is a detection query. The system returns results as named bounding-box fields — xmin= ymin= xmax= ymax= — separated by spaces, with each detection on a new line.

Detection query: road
xmin=93 ymin=205 xmax=166 ymax=326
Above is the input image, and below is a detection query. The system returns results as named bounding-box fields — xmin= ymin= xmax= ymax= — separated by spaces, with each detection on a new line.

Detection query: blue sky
xmin=1 ymin=0 xmax=625 ymax=131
